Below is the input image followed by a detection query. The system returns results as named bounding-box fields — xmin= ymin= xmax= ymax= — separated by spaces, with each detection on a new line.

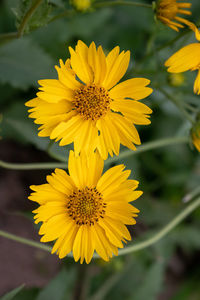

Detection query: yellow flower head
xmin=168 ymin=73 xmax=185 ymax=87
xmin=26 ymin=41 xmax=153 ymax=160
xmin=165 ymin=24 xmax=200 ymax=95
xmin=71 ymin=0 xmax=91 ymax=11
xmin=29 ymin=151 xmax=142 ymax=263
xmin=191 ymin=116 xmax=200 ymax=152
xmin=156 ymin=0 xmax=192 ymax=31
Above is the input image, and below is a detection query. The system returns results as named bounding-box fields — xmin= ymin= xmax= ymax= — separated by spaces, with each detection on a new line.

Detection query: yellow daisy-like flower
xmin=26 ymin=41 xmax=153 ymax=160
xmin=156 ymin=0 xmax=192 ymax=31
xmin=165 ymin=24 xmax=200 ymax=95
xmin=29 ymin=151 xmax=142 ymax=263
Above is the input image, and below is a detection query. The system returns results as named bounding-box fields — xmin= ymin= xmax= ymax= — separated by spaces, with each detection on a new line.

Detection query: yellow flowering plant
xmin=0 ymin=0 xmax=200 ymax=298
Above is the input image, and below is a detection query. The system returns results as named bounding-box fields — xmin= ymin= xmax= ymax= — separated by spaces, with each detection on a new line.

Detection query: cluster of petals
xmin=165 ymin=24 xmax=200 ymax=95
xmin=156 ymin=0 xmax=192 ymax=31
xmin=26 ymin=40 xmax=153 ymax=160
xmin=29 ymin=151 xmax=142 ymax=263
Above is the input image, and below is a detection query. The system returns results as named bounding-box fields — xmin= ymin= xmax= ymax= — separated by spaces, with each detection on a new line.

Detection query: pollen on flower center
xmin=73 ymin=84 xmax=111 ymax=120
xmin=67 ymin=187 xmax=106 ymax=225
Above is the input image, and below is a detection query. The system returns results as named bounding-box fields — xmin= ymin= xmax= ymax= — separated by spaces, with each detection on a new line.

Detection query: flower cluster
xmin=27 ymin=0 xmax=200 ymax=264
xmin=27 ymin=41 xmax=153 ymax=263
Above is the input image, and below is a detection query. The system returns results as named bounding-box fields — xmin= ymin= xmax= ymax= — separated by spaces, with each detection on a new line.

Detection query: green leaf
xmin=0 ymin=285 xmax=24 ymax=300
xmin=132 ymin=261 xmax=165 ymax=300
xmin=13 ymin=0 xmax=52 ymax=34
xmin=0 ymin=37 xmax=54 ymax=89
xmin=12 ymin=288 xmax=39 ymax=300
xmin=2 ymin=101 xmax=49 ymax=150
xmin=36 ymin=268 xmax=75 ymax=300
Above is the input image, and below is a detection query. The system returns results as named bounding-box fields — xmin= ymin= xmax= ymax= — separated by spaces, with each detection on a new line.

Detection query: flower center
xmin=67 ymin=187 xmax=106 ymax=225
xmin=73 ymin=84 xmax=111 ymax=120
xmin=158 ymin=1 xmax=178 ymax=19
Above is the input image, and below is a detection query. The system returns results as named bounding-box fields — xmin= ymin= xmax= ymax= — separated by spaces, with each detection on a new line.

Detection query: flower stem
xmin=0 ymin=160 xmax=66 ymax=170
xmin=0 ymin=230 xmax=52 ymax=252
xmin=17 ymin=0 xmax=43 ymax=37
xmin=0 ymin=0 xmax=43 ymax=43
xmin=105 ymin=136 xmax=188 ymax=165
xmin=0 ymin=136 xmax=188 ymax=170
xmin=0 ymin=196 xmax=199 ymax=258
xmin=94 ymin=1 xmax=152 ymax=9
xmin=158 ymin=87 xmax=195 ymax=124
xmin=182 ymin=185 xmax=200 ymax=203
xmin=117 ymin=196 xmax=200 ymax=256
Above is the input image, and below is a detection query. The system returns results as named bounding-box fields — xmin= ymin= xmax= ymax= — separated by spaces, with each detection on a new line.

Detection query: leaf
xmin=1 ymin=101 xmax=49 ymax=150
xmin=12 ymin=288 xmax=39 ymax=300
xmin=132 ymin=261 xmax=165 ymax=300
xmin=6 ymin=118 xmax=49 ymax=150
xmin=0 ymin=37 xmax=54 ymax=89
xmin=0 ymin=285 xmax=24 ymax=300
xmin=36 ymin=268 xmax=75 ymax=300
xmin=13 ymin=0 xmax=52 ymax=34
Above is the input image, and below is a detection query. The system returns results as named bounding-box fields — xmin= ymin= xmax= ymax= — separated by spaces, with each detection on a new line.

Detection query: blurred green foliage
xmin=0 ymin=0 xmax=200 ymax=299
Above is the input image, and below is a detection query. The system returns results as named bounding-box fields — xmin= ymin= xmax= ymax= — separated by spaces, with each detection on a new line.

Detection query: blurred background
xmin=0 ymin=0 xmax=200 ymax=299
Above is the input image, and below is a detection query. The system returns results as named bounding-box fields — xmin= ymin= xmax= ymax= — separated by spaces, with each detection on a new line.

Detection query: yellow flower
xmin=26 ymin=41 xmax=153 ymax=160
xmin=191 ymin=117 xmax=200 ymax=152
xmin=156 ymin=0 xmax=192 ymax=31
xmin=165 ymin=25 xmax=200 ymax=95
xmin=168 ymin=73 xmax=185 ymax=87
xmin=71 ymin=0 xmax=91 ymax=11
xmin=29 ymin=151 xmax=142 ymax=263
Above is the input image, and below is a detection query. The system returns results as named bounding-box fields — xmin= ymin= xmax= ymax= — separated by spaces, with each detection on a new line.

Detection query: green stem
xmin=158 ymin=87 xmax=195 ymax=124
xmin=0 ymin=196 xmax=199 ymax=258
xmin=0 ymin=136 xmax=188 ymax=170
xmin=105 ymin=136 xmax=188 ymax=165
xmin=182 ymin=185 xmax=200 ymax=203
xmin=140 ymin=29 xmax=190 ymax=63
xmin=94 ymin=1 xmax=152 ymax=9
xmin=0 ymin=32 xmax=18 ymax=43
xmin=17 ymin=0 xmax=43 ymax=37
xmin=0 ymin=0 xmax=43 ymax=43
xmin=0 ymin=230 xmax=52 ymax=252
xmin=117 ymin=197 xmax=200 ymax=256
xmin=48 ymin=9 xmax=75 ymax=24
xmin=0 ymin=160 xmax=66 ymax=170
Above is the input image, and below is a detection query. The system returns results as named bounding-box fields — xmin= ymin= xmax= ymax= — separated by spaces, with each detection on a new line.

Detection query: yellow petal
xmin=111 ymin=100 xmax=152 ymax=125
xmin=73 ymin=226 xmax=84 ymax=262
xmin=165 ymin=43 xmax=200 ymax=73
xmin=110 ymin=112 xmax=141 ymax=145
xmin=88 ymin=42 xmax=107 ymax=85
xmin=109 ymin=78 xmax=152 ymax=100
xmin=194 ymin=69 xmax=200 ymax=95
xmin=55 ymin=59 xmax=81 ymax=90
xmin=98 ymin=218 xmax=123 ymax=248
xmin=69 ymin=41 xmax=93 ymax=84
xmin=103 ymin=50 xmax=130 ymax=90
xmin=91 ymin=224 xmax=109 ymax=261
xmin=96 ymin=113 xmax=120 ymax=159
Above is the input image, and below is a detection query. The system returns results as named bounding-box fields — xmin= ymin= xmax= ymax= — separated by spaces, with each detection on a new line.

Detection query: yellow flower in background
xmin=165 ymin=24 xmax=200 ymax=95
xmin=156 ymin=0 xmax=192 ymax=31
xmin=26 ymin=41 xmax=153 ymax=160
xmin=191 ymin=130 xmax=200 ymax=152
xmin=29 ymin=151 xmax=142 ymax=263
xmin=191 ymin=116 xmax=200 ymax=152
xmin=71 ymin=0 xmax=91 ymax=11
xmin=168 ymin=73 xmax=185 ymax=87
